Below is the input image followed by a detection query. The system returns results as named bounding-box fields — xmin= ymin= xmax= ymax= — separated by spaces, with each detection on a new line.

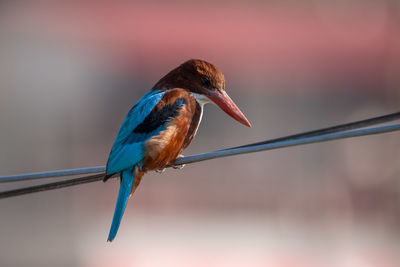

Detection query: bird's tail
xmin=107 ymin=168 xmax=134 ymax=242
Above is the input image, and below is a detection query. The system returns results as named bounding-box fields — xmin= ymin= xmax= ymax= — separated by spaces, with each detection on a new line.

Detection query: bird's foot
xmin=172 ymin=164 xmax=185 ymax=170
xmin=172 ymin=154 xmax=185 ymax=170
xmin=156 ymin=168 xmax=166 ymax=173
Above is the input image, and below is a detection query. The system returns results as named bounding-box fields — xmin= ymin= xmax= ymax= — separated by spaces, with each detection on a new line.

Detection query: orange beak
xmin=207 ymin=90 xmax=251 ymax=127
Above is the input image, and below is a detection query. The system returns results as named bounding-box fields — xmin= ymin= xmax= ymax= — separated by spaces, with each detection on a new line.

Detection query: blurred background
xmin=1 ymin=1 xmax=400 ymax=266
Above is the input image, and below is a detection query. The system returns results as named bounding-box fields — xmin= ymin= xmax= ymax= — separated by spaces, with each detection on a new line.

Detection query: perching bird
xmin=104 ymin=59 xmax=251 ymax=241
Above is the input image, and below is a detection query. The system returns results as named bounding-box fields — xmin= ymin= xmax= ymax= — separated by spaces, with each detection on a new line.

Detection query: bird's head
xmin=153 ymin=59 xmax=251 ymax=127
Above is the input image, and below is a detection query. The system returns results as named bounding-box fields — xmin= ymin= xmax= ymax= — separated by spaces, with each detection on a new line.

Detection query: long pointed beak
xmin=207 ymin=90 xmax=251 ymax=127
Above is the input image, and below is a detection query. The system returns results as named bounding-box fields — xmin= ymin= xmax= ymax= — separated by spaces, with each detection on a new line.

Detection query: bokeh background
xmin=1 ymin=1 xmax=400 ymax=266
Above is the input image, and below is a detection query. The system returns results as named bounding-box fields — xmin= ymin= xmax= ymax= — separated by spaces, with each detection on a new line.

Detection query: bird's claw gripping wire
xmin=172 ymin=164 xmax=185 ymax=170
xmin=171 ymin=154 xmax=185 ymax=170
xmin=156 ymin=154 xmax=185 ymax=172
xmin=1 ymin=111 xmax=400 ymax=199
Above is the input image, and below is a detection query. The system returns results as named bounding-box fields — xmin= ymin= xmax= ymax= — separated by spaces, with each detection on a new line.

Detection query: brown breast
xmin=141 ymin=88 xmax=199 ymax=171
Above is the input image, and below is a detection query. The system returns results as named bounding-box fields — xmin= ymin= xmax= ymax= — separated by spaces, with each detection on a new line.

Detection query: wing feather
xmin=106 ymin=90 xmax=187 ymax=175
xmin=106 ymin=90 xmax=166 ymax=174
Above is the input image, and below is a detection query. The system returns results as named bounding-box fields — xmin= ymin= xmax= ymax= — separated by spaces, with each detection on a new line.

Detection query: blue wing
xmin=106 ymin=90 xmax=166 ymax=175
xmin=106 ymin=89 xmax=187 ymax=241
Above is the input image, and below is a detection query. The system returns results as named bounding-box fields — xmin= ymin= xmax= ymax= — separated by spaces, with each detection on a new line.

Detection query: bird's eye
xmin=200 ymin=77 xmax=211 ymax=88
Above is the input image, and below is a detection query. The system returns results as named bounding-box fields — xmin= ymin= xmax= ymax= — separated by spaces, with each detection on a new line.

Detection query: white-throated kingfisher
xmin=104 ymin=59 xmax=251 ymax=241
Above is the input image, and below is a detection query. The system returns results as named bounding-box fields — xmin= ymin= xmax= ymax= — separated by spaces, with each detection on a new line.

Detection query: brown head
xmin=152 ymin=59 xmax=251 ymax=127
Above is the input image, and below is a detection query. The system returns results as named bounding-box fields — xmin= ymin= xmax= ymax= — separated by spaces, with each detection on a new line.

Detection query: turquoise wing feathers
xmin=106 ymin=90 xmax=166 ymax=175
xmin=106 ymin=90 xmax=165 ymax=242
xmin=106 ymin=89 xmax=187 ymax=242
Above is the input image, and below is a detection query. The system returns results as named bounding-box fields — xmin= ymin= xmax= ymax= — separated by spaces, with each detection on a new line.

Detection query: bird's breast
xmin=141 ymin=89 xmax=200 ymax=171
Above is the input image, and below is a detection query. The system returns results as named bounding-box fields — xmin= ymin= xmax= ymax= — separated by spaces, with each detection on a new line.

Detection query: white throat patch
xmin=191 ymin=93 xmax=211 ymax=106
xmin=190 ymin=92 xmax=209 ymax=137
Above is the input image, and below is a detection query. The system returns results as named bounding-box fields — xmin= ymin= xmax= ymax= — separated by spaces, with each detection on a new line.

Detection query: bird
xmin=104 ymin=59 xmax=251 ymax=241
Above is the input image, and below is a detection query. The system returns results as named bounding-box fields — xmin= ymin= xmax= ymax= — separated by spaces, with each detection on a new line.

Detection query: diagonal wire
xmin=1 ymin=122 xmax=400 ymax=199
xmin=0 ymin=166 xmax=105 ymax=183
xmin=226 ymin=111 xmax=400 ymax=150
xmin=1 ymin=111 xmax=399 ymax=183
xmin=174 ymin=122 xmax=400 ymax=165
xmin=0 ymin=174 xmax=106 ymax=199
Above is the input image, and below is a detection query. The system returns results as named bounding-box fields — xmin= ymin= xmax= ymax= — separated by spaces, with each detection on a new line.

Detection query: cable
xmin=227 ymin=111 xmax=400 ymax=150
xmin=0 ymin=166 xmax=105 ymax=183
xmin=174 ymin=122 xmax=400 ymax=165
xmin=1 ymin=110 xmax=399 ymax=183
xmin=0 ymin=173 xmax=107 ymax=199
xmin=1 ymin=122 xmax=400 ymax=199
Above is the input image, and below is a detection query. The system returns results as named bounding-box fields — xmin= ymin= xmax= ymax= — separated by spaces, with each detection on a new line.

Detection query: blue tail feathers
xmin=107 ymin=168 xmax=135 ymax=242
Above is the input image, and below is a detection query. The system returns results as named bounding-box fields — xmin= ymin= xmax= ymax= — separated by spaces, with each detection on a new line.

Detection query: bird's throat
xmin=191 ymin=93 xmax=211 ymax=106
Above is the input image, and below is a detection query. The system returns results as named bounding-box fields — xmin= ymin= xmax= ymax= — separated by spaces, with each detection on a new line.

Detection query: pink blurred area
xmin=2 ymin=1 xmax=398 ymax=87
xmin=1 ymin=1 xmax=400 ymax=267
